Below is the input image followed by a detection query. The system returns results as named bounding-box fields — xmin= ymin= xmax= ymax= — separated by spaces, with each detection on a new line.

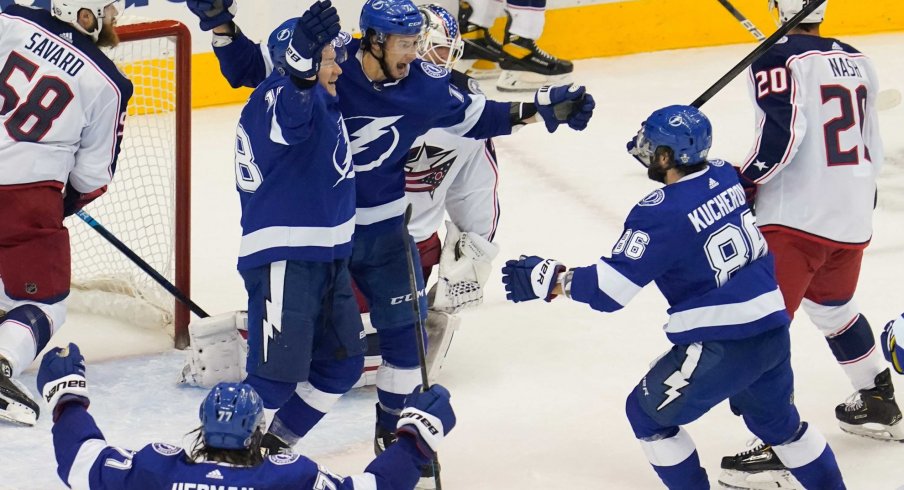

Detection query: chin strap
xmin=373 ymin=43 xmax=398 ymax=83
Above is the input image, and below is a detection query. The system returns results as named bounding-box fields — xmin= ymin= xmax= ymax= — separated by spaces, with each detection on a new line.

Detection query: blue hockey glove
xmin=284 ymin=0 xmax=341 ymax=80
xmin=627 ymin=124 xmax=653 ymax=167
xmin=37 ymin=343 xmax=89 ymax=422
xmin=396 ymin=385 xmax=456 ymax=457
xmin=501 ymin=255 xmax=565 ymax=303
xmin=186 ymin=0 xmax=237 ymax=31
xmin=535 ymin=84 xmax=592 ymax=133
xmin=881 ymin=317 xmax=904 ymax=375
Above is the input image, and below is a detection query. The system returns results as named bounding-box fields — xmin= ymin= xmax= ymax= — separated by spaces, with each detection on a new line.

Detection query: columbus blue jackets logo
xmin=405 ymin=142 xmax=456 ymax=197
xmin=345 ymin=115 xmax=403 ymax=172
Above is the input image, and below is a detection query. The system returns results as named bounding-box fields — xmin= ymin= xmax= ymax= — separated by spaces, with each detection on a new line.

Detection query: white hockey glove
xmin=179 ymin=311 xmax=248 ymax=388
xmin=430 ymin=221 xmax=500 ymax=314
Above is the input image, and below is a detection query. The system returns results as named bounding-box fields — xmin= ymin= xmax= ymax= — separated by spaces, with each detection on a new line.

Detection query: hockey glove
xmin=37 ymin=343 xmax=89 ymax=422
xmin=535 ymin=84 xmax=592 ymax=133
xmin=501 ymin=255 xmax=565 ymax=303
xmin=881 ymin=316 xmax=904 ymax=375
xmin=187 ymin=0 xmax=237 ymax=31
xmin=733 ymin=165 xmax=758 ymax=206
xmin=63 ymin=182 xmax=106 ymax=217
xmin=431 ymin=221 xmax=500 ymax=314
xmin=396 ymin=384 xmax=456 ymax=457
xmin=627 ymin=125 xmax=653 ymax=167
xmin=285 ymin=0 xmax=341 ymax=80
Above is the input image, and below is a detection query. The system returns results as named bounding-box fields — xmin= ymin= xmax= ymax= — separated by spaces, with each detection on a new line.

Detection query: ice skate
xmin=836 ymin=368 xmax=904 ymax=441
xmin=718 ymin=441 xmax=802 ymax=490
xmin=497 ymin=34 xmax=573 ymax=92
xmin=0 ymin=358 xmax=39 ymax=426
xmin=456 ymin=1 xmax=503 ymax=80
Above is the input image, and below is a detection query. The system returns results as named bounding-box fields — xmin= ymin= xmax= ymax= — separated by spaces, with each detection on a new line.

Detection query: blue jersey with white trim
xmin=52 ymin=404 xmax=427 ymax=490
xmin=235 ymin=72 xmax=355 ymax=270
xmin=568 ymin=161 xmax=790 ymax=344
xmin=338 ymin=39 xmax=511 ymax=234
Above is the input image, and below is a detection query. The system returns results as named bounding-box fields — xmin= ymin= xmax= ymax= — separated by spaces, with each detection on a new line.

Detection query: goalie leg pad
xmin=425 ymin=311 xmax=461 ymax=384
xmin=431 ymin=221 xmax=499 ymax=314
xmin=180 ymin=311 xmax=248 ymax=388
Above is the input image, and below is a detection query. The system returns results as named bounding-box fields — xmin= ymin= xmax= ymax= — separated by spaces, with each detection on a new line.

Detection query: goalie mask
xmin=769 ymin=0 xmax=827 ymax=26
xmin=52 ymin=0 xmax=124 ymax=41
xmin=417 ymin=4 xmax=464 ymax=69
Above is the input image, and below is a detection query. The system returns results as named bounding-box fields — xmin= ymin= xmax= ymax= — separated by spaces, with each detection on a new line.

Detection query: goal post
xmin=66 ymin=20 xmax=193 ymax=349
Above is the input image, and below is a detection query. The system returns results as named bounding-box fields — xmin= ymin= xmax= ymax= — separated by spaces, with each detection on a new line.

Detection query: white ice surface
xmin=2 ymin=33 xmax=904 ymax=489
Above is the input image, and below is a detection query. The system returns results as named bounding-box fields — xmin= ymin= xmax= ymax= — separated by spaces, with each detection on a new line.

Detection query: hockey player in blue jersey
xmin=187 ymin=0 xmax=594 ymax=475
xmin=38 ymin=342 xmax=456 ymax=490
xmin=231 ymin=1 xmax=367 ymax=452
xmin=501 ymin=105 xmax=845 ymax=489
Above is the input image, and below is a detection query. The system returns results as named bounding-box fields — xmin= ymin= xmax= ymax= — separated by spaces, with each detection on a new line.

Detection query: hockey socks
xmin=638 ymin=428 xmax=708 ymax=489
xmin=825 ymin=314 xmax=883 ymax=390
xmin=772 ymin=423 xmax=845 ymax=489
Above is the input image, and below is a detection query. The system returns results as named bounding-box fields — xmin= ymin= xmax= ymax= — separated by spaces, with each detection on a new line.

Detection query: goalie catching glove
xmin=37 ymin=343 xmax=89 ymax=422
xmin=396 ymin=384 xmax=456 ymax=458
xmin=430 ymin=221 xmax=499 ymax=314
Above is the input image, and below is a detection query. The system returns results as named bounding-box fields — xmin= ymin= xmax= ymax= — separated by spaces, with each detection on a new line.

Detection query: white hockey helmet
xmin=769 ymin=0 xmax=827 ymax=25
xmin=51 ymin=0 xmax=125 ymax=41
xmin=417 ymin=4 xmax=464 ymax=69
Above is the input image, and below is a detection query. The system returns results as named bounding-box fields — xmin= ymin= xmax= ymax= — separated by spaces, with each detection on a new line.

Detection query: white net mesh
xmin=65 ymin=23 xmax=183 ymax=331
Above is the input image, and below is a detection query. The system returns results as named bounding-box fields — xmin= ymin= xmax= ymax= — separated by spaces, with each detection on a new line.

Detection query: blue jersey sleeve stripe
xmin=270 ymin=107 xmax=290 ymax=145
xmin=239 ymin=215 xmax=356 ymax=257
xmin=67 ymin=439 xmax=107 ymax=490
xmin=350 ymin=473 xmax=378 ymax=489
xmin=356 ymin=196 xmax=408 ymax=226
xmin=667 ymin=288 xmax=785 ymax=334
xmin=596 ymin=260 xmax=643 ymax=306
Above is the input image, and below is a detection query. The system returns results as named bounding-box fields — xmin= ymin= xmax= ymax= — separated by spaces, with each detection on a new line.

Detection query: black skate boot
xmin=260 ymin=432 xmax=292 ymax=456
xmin=836 ymin=368 xmax=904 ymax=441
xmin=0 ymin=357 xmax=39 ymax=426
xmin=457 ymin=2 xmax=504 ymax=80
xmin=718 ymin=442 xmax=803 ymax=490
xmin=497 ymin=33 xmax=573 ymax=92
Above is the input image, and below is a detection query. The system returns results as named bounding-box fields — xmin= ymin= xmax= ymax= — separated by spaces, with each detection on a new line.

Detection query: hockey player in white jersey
xmin=720 ymin=0 xmax=899 ymax=486
xmin=39 ymin=342 xmax=456 ymax=490
xmin=504 ymin=104 xmax=845 ymax=489
xmin=0 ymin=0 xmax=131 ymax=426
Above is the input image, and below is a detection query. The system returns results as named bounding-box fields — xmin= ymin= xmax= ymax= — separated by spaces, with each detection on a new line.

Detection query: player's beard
xmin=647 ymin=162 xmax=668 ymax=184
xmin=96 ymin=23 xmax=120 ymax=48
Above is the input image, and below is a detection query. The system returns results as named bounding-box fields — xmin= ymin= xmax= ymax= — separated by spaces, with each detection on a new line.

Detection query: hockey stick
xmin=691 ymin=0 xmax=827 ymax=108
xmin=401 ymin=204 xmax=443 ymax=490
xmin=715 ymin=0 xmax=766 ymax=41
xmin=75 ymin=210 xmax=210 ymax=319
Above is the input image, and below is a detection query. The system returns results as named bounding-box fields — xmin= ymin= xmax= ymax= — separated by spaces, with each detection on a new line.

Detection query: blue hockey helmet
xmin=641 ymin=105 xmax=712 ymax=166
xmin=199 ymin=383 xmax=265 ymax=450
xmin=360 ymin=0 xmax=424 ymax=43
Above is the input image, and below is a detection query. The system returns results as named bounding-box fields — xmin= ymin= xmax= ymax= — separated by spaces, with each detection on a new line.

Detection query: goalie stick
xmin=401 ymin=204 xmax=443 ymax=490
xmin=715 ymin=0 xmax=766 ymax=41
xmin=76 ymin=210 xmax=210 ymax=321
xmin=691 ymin=0 xmax=827 ymax=108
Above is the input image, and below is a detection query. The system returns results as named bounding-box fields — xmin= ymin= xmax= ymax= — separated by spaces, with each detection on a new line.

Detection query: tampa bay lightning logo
xmin=333 ymin=115 xmax=355 ymax=186
xmin=638 ymin=189 xmax=665 ymax=207
xmin=467 ymin=77 xmax=483 ymax=95
xmin=151 ymin=443 xmax=181 ymax=456
xmin=420 ymin=61 xmax=448 ymax=79
xmin=668 ymin=115 xmax=684 ymax=127
xmin=345 ymin=115 xmax=404 ymax=173
xmin=276 ymin=28 xmax=291 ymax=42
xmin=709 ymin=158 xmax=725 ymax=167
xmin=269 ymin=453 xmax=301 ymax=465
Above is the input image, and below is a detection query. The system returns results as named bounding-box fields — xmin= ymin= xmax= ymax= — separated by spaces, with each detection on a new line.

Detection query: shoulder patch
xmin=151 ymin=443 xmax=182 ymax=456
xmin=638 ymin=189 xmax=665 ymax=207
xmin=709 ymin=159 xmax=725 ymax=167
xmin=269 ymin=453 xmax=301 ymax=465
xmin=420 ymin=62 xmax=449 ymax=79
xmin=467 ymin=77 xmax=483 ymax=95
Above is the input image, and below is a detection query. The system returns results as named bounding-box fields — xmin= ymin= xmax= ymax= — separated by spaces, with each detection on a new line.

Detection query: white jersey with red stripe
xmin=741 ymin=34 xmax=882 ymax=247
xmin=0 ymin=5 xmax=132 ymax=193
xmin=405 ymin=71 xmax=500 ymax=243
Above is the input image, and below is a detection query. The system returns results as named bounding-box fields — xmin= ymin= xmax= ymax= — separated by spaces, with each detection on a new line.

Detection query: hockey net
xmin=64 ymin=20 xmax=192 ymax=348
